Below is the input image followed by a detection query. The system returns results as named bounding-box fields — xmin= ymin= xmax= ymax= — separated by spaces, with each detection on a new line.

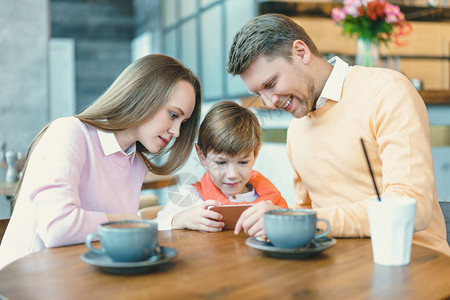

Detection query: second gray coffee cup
xmin=264 ymin=209 xmax=330 ymax=248
xmin=86 ymin=220 xmax=158 ymax=262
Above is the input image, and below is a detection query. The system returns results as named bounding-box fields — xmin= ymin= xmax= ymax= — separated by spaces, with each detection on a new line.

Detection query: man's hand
xmin=172 ymin=200 xmax=225 ymax=232
xmin=234 ymin=201 xmax=280 ymax=236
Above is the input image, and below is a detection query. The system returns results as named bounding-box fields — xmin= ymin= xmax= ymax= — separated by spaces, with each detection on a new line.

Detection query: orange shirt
xmin=192 ymin=170 xmax=288 ymax=208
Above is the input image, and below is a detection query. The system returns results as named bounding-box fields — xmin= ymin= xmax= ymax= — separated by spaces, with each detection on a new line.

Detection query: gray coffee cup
xmin=86 ymin=220 xmax=158 ymax=262
xmin=264 ymin=209 xmax=330 ymax=248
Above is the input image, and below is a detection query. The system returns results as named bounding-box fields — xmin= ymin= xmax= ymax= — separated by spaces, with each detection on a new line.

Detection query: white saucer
xmin=245 ymin=236 xmax=336 ymax=259
xmin=81 ymin=246 xmax=177 ymax=274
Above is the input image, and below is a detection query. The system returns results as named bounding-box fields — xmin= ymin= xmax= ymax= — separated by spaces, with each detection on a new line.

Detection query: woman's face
xmin=117 ymin=80 xmax=196 ymax=153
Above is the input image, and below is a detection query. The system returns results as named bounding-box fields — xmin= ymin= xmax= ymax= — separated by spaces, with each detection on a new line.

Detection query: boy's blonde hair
xmin=197 ymin=101 xmax=260 ymax=157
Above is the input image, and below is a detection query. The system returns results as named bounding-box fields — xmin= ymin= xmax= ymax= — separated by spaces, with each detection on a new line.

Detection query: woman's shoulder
xmin=47 ymin=117 xmax=89 ymax=136
xmin=39 ymin=117 xmax=93 ymax=149
xmin=49 ymin=116 xmax=84 ymax=129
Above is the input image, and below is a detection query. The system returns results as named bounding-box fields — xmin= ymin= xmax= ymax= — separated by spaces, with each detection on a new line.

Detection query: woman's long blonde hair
xmin=14 ymin=54 xmax=201 ymax=202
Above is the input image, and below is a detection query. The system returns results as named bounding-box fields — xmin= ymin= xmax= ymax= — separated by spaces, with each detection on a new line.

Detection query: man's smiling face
xmin=240 ymin=54 xmax=319 ymax=119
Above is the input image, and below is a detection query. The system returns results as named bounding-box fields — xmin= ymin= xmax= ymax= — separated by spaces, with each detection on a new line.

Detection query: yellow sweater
xmin=287 ymin=66 xmax=449 ymax=256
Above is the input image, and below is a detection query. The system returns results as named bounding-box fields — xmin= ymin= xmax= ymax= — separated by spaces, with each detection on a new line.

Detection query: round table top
xmin=0 ymin=230 xmax=449 ymax=300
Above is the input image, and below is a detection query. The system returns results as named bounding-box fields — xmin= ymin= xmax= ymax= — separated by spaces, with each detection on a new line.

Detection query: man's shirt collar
xmin=316 ymin=56 xmax=351 ymax=109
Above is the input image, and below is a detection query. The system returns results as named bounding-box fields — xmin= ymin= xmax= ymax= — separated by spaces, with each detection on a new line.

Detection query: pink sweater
xmin=0 ymin=117 xmax=148 ymax=269
xmin=287 ymin=66 xmax=449 ymax=255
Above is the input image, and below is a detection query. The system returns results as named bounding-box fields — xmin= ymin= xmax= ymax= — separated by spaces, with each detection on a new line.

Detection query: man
xmin=229 ymin=13 xmax=449 ymax=255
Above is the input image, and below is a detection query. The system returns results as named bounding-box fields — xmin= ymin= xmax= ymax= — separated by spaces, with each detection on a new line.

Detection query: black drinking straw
xmin=360 ymin=138 xmax=382 ymax=202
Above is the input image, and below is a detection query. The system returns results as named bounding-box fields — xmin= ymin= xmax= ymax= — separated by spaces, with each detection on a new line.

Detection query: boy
xmin=155 ymin=101 xmax=288 ymax=231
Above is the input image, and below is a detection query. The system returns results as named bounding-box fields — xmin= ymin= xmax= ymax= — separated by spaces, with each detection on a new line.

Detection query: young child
xmin=155 ymin=101 xmax=288 ymax=231
xmin=0 ymin=54 xmax=202 ymax=269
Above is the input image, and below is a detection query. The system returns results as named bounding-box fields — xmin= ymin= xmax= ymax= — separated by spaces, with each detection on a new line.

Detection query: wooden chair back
xmin=138 ymin=206 xmax=163 ymax=220
xmin=0 ymin=219 xmax=10 ymax=243
xmin=439 ymin=202 xmax=450 ymax=246
xmin=139 ymin=194 xmax=158 ymax=210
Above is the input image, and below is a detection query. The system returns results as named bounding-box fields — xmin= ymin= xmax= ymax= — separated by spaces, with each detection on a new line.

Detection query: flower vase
xmin=356 ymin=38 xmax=379 ymax=67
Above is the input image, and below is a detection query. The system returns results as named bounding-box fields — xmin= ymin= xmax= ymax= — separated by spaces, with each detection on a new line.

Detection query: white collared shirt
xmin=97 ymin=129 xmax=137 ymax=163
xmin=315 ymin=57 xmax=352 ymax=109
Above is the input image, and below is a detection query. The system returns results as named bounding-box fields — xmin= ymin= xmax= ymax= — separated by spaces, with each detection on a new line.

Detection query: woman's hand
xmin=234 ymin=201 xmax=281 ymax=236
xmin=172 ymin=200 xmax=224 ymax=232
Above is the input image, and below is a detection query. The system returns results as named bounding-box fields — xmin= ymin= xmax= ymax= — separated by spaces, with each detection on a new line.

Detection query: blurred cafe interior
xmin=0 ymin=0 xmax=449 ymax=243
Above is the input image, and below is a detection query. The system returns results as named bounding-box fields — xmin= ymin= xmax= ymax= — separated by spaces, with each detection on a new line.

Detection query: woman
xmin=0 ymin=54 xmax=201 ymax=269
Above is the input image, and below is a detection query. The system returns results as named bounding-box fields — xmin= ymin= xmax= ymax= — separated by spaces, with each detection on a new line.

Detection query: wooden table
xmin=142 ymin=173 xmax=177 ymax=190
xmin=0 ymin=173 xmax=178 ymax=198
xmin=0 ymin=230 xmax=449 ymax=300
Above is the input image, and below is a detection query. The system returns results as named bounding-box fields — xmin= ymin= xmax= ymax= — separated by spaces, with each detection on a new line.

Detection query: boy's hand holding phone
xmin=171 ymin=200 xmax=224 ymax=231
xmin=208 ymin=204 xmax=253 ymax=230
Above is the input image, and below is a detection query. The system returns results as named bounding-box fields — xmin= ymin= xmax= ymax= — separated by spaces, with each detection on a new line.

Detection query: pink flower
xmin=343 ymin=6 xmax=360 ymax=17
xmin=384 ymin=3 xmax=401 ymax=23
xmin=331 ymin=0 xmax=411 ymax=46
xmin=343 ymin=0 xmax=362 ymax=17
xmin=331 ymin=7 xmax=347 ymax=22
xmin=344 ymin=0 xmax=362 ymax=7
xmin=385 ymin=14 xmax=398 ymax=23
xmin=384 ymin=3 xmax=400 ymax=15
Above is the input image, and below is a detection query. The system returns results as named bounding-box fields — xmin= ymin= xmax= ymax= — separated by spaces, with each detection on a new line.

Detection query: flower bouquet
xmin=331 ymin=0 xmax=412 ymax=66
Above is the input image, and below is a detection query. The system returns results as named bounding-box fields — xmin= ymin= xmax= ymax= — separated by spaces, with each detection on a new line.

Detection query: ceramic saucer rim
xmin=80 ymin=246 xmax=177 ymax=268
xmin=245 ymin=236 xmax=336 ymax=254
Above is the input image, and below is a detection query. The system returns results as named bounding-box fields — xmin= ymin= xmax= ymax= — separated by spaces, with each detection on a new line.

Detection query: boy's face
xmin=196 ymin=146 xmax=259 ymax=196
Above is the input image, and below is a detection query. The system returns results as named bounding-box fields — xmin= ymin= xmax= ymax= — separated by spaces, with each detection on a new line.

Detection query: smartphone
xmin=208 ymin=204 xmax=253 ymax=230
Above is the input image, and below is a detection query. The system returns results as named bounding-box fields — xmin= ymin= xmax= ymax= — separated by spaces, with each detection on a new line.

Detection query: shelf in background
xmin=259 ymin=126 xmax=450 ymax=146
xmin=242 ymin=90 xmax=450 ymax=108
xmin=419 ymin=90 xmax=450 ymax=105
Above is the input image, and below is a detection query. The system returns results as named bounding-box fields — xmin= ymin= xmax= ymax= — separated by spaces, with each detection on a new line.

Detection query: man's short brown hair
xmin=227 ymin=13 xmax=320 ymax=75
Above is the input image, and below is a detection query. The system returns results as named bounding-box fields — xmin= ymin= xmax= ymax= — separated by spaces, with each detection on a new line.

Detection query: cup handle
xmin=315 ymin=218 xmax=331 ymax=239
xmin=85 ymin=232 xmax=105 ymax=255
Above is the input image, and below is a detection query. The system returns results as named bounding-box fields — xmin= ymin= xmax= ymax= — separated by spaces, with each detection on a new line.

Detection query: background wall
xmin=51 ymin=0 xmax=134 ymax=112
xmin=0 ymin=0 xmax=50 ymax=218
xmin=0 ymin=0 xmax=50 ymax=155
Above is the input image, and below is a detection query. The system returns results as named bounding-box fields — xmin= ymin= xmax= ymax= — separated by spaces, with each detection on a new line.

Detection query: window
xmin=161 ymin=0 xmax=256 ymax=101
